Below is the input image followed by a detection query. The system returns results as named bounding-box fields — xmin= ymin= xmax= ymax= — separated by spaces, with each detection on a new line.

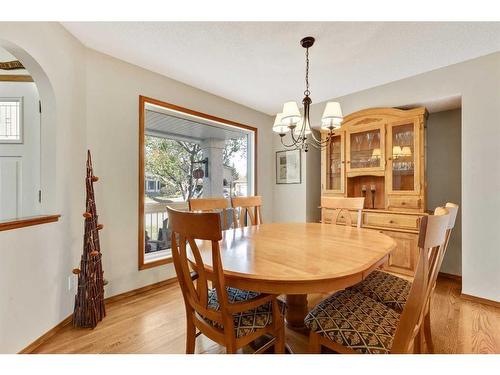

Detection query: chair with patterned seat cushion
xmin=349 ymin=269 xmax=411 ymax=313
xmin=202 ymin=287 xmax=286 ymax=339
xmin=307 ymin=209 xmax=450 ymax=354
xmin=348 ymin=203 xmax=459 ymax=351
xmin=167 ymin=207 xmax=285 ymax=354
xmin=305 ymin=288 xmax=400 ymax=354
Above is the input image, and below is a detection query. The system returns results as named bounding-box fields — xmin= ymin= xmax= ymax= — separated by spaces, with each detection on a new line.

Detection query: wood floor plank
xmin=32 ymin=276 xmax=500 ymax=354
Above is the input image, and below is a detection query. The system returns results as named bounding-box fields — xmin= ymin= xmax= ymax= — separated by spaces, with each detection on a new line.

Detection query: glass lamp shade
xmin=293 ymin=118 xmax=312 ymax=135
xmin=321 ymin=101 xmax=343 ymax=129
xmin=272 ymin=113 xmax=289 ymax=134
xmin=392 ymin=146 xmax=402 ymax=158
xmin=401 ymin=146 xmax=412 ymax=157
xmin=281 ymin=101 xmax=301 ymax=126
xmin=372 ymin=148 xmax=382 ymax=158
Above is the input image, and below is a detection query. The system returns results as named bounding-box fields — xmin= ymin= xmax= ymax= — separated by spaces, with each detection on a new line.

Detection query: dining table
xmin=192 ymin=222 xmax=397 ymax=331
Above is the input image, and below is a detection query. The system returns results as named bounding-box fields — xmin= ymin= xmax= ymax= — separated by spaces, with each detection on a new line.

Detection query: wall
xmin=308 ymin=52 xmax=500 ymax=302
xmin=0 ymin=22 xmax=87 ymax=354
xmin=85 ymin=48 xmax=274 ymax=298
xmin=0 ymin=23 xmax=274 ymax=353
xmin=427 ymin=109 xmax=462 ymax=275
xmin=272 ymin=133 xmax=307 ymax=222
xmin=271 ymin=130 xmax=321 ymax=223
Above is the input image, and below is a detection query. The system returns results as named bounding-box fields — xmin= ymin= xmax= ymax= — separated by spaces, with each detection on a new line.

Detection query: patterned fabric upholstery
xmin=348 ymin=270 xmax=411 ymax=313
xmin=305 ymin=289 xmax=400 ymax=354
xmin=202 ymin=287 xmax=285 ymax=338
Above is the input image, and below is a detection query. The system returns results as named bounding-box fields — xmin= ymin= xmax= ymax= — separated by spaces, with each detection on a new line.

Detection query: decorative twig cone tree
xmin=72 ymin=150 xmax=106 ymax=328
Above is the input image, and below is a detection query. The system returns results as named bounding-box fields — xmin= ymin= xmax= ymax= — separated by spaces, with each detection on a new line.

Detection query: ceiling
xmin=63 ymin=22 xmax=500 ymax=115
xmin=146 ymin=104 xmax=247 ymax=142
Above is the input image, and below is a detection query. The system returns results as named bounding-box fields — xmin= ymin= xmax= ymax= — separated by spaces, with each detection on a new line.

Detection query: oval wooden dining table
xmin=191 ymin=222 xmax=397 ymax=330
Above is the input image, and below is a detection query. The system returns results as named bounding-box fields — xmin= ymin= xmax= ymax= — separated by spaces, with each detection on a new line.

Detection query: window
xmin=0 ymin=98 xmax=23 ymax=143
xmin=138 ymin=96 xmax=257 ymax=270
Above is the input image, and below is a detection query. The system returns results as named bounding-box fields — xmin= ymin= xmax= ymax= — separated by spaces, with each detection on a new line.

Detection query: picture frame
xmin=276 ymin=149 xmax=301 ymax=184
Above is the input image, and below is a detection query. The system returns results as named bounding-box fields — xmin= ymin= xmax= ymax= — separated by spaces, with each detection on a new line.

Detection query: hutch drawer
xmin=362 ymin=211 xmax=420 ymax=231
xmin=387 ymin=196 xmax=422 ymax=210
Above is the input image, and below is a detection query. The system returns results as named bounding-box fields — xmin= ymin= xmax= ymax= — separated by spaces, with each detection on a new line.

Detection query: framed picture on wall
xmin=276 ymin=149 xmax=301 ymax=184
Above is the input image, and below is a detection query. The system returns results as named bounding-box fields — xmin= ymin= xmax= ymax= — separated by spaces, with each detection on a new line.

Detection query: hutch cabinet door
xmin=386 ymin=118 xmax=421 ymax=195
xmin=346 ymin=124 xmax=385 ymax=174
xmin=381 ymin=230 xmax=419 ymax=276
xmin=321 ymin=131 xmax=345 ymax=193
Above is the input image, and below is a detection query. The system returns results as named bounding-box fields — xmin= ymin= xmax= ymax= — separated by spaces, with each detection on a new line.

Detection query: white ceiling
xmin=62 ymin=22 xmax=500 ymax=115
xmin=146 ymin=104 xmax=247 ymax=142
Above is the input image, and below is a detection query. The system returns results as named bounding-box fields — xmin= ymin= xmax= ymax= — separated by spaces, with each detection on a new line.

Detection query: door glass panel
xmin=350 ymin=129 xmax=381 ymax=169
xmin=392 ymin=123 xmax=415 ymax=191
xmin=327 ymin=135 xmax=342 ymax=190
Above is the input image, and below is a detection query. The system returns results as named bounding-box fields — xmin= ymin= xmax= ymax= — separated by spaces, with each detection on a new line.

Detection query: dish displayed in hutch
xmin=321 ymin=107 xmax=428 ymax=276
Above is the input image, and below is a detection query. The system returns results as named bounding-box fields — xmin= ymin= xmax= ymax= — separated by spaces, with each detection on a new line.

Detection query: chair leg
xmin=413 ymin=330 xmax=423 ymax=354
xmin=423 ymin=309 xmax=435 ymax=353
xmin=185 ymin=317 xmax=196 ymax=354
xmin=274 ymin=324 xmax=286 ymax=354
xmin=308 ymin=331 xmax=322 ymax=354
xmin=226 ymin=343 xmax=237 ymax=354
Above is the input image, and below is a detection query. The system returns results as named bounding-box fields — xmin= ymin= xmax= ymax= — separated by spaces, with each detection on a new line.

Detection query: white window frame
xmin=0 ymin=97 xmax=23 ymax=144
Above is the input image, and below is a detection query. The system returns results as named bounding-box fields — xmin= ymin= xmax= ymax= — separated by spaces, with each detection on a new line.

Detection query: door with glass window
xmin=346 ymin=124 xmax=385 ymax=174
xmin=321 ymin=131 xmax=344 ymax=193
xmin=386 ymin=119 xmax=421 ymax=195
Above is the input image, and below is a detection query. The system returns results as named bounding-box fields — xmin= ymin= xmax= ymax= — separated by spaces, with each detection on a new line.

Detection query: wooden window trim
xmin=138 ymin=95 xmax=258 ymax=270
xmin=0 ymin=214 xmax=61 ymax=232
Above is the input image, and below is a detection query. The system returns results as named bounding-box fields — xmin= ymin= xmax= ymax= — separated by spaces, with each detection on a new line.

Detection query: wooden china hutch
xmin=320 ymin=107 xmax=428 ymax=276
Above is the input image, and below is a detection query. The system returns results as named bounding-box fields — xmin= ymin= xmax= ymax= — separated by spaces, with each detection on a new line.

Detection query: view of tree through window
xmin=145 ymin=135 xmax=247 ymax=203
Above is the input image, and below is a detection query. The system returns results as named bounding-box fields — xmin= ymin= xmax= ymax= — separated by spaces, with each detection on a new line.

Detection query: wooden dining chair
xmin=347 ymin=203 xmax=459 ymax=352
xmin=167 ymin=207 xmax=285 ymax=354
xmin=231 ymin=196 xmax=263 ymax=228
xmin=189 ymin=197 xmax=233 ymax=230
xmin=305 ymin=208 xmax=449 ymax=354
xmin=320 ymin=196 xmax=365 ymax=228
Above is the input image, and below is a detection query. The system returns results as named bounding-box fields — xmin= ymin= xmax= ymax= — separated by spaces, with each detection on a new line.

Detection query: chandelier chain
xmin=304 ymin=47 xmax=310 ymax=97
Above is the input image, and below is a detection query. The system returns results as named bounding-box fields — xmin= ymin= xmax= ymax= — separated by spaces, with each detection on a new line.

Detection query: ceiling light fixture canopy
xmin=272 ymin=36 xmax=343 ymax=152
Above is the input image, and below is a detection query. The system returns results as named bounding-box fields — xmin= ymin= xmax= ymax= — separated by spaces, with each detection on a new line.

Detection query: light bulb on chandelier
xmin=272 ymin=36 xmax=344 ymax=152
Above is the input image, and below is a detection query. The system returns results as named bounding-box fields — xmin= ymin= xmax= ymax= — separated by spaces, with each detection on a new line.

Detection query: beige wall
xmin=0 ymin=23 xmax=274 ymax=353
xmin=308 ymin=52 xmax=500 ymax=302
xmin=272 ymin=131 xmax=321 ymax=223
xmin=0 ymin=22 xmax=87 ymax=354
xmin=272 ymin=133 xmax=307 ymax=222
xmin=85 ymin=48 xmax=274 ymax=298
xmin=427 ymin=108 xmax=462 ymax=275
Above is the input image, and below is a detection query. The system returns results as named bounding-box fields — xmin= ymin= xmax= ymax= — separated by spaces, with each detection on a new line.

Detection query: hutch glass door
xmin=326 ymin=134 xmax=344 ymax=192
xmin=389 ymin=122 xmax=417 ymax=192
xmin=347 ymin=126 xmax=384 ymax=172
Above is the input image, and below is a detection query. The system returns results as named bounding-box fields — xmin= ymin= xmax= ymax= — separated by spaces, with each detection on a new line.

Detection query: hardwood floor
xmin=32 ymin=276 xmax=500 ymax=354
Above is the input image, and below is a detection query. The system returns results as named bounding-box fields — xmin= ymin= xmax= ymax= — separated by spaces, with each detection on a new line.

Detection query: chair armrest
xmin=225 ymin=293 xmax=277 ymax=314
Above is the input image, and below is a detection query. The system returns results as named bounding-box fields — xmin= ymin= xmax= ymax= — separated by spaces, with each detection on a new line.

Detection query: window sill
xmin=0 ymin=214 xmax=61 ymax=232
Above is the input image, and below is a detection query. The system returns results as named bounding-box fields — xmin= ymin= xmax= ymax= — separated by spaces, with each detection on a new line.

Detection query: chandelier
xmin=272 ymin=36 xmax=343 ymax=152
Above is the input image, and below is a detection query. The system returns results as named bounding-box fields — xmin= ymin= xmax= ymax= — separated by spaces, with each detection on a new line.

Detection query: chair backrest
xmin=434 ymin=202 xmax=459 ymax=278
xmin=320 ymin=197 xmax=365 ymax=228
xmin=391 ymin=207 xmax=450 ymax=353
xmin=189 ymin=197 xmax=232 ymax=230
xmin=231 ymin=196 xmax=263 ymax=228
xmin=167 ymin=207 xmax=231 ymax=331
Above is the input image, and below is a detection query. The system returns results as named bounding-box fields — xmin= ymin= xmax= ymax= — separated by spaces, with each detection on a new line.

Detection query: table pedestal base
xmin=285 ymin=294 xmax=309 ymax=332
